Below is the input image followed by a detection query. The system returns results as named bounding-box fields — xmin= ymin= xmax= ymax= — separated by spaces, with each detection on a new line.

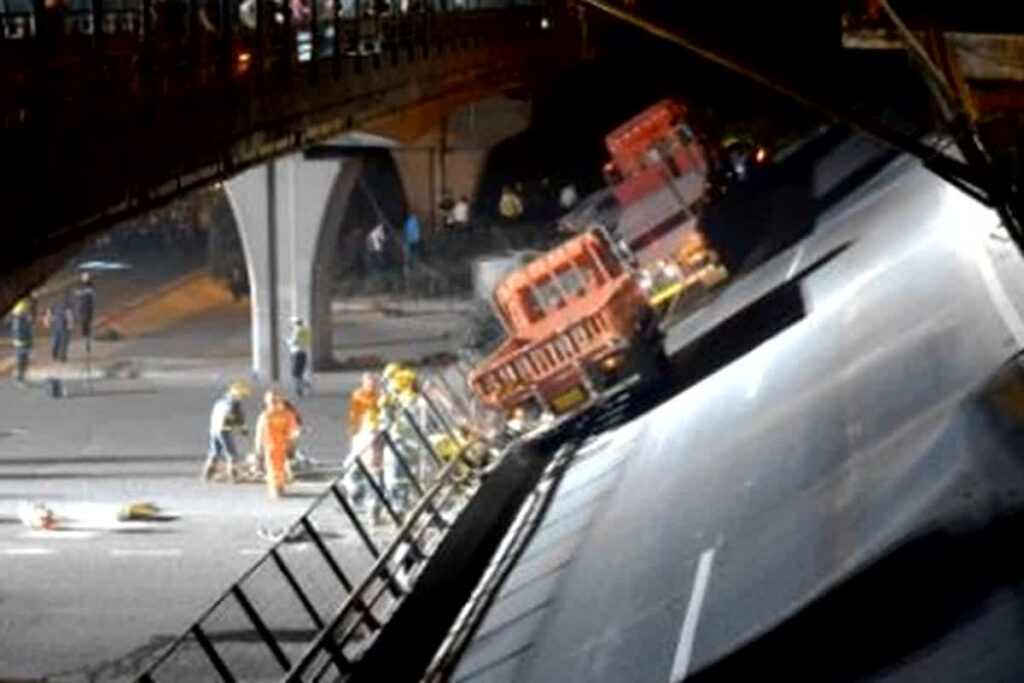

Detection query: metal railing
xmin=137 ymin=371 xmax=497 ymax=682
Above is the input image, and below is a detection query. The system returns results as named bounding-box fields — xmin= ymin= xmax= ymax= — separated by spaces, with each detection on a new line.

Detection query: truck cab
xmin=468 ymin=229 xmax=657 ymax=417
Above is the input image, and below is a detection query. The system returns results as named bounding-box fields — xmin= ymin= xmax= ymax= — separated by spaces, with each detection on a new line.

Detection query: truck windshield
xmin=555 ymin=266 xmax=586 ymax=297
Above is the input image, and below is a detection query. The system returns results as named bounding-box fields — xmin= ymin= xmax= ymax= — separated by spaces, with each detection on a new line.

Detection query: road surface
xmin=0 ymin=264 xmax=470 ymax=680
xmin=451 ymin=149 xmax=1024 ymax=681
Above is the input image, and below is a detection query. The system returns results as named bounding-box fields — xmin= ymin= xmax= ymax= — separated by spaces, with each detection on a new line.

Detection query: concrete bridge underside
xmin=0 ymin=6 xmax=571 ymax=313
xmin=225 ymin=94 xmax=531 ymax=380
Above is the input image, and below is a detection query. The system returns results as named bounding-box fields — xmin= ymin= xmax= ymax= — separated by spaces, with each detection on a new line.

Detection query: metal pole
xmin=267 ymin=161 xmax=281 ymax=381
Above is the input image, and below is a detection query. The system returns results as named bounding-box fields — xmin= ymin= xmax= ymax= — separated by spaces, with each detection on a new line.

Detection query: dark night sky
xmin=478 ymin=2 xmax=934 ymax=213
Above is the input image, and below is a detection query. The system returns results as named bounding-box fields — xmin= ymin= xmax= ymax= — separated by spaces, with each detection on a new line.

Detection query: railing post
xmin=232 ymin=585 xmax=292 ymax=670
xmin=191 ymin=624 xmax=236 ymax=682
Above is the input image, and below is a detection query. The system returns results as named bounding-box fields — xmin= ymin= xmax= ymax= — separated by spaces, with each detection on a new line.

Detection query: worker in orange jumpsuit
xmin=348 ymin=372 xmax=380 ymax=438
xmin=256 ymin=390 xmax=300 ymax=499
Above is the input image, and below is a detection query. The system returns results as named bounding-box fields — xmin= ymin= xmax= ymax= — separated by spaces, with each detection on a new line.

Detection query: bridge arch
xmin=225 ymin=133 xmax=407 ymax=380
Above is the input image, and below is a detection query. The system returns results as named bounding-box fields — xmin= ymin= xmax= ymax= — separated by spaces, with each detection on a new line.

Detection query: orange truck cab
xmin=468 ymin=229 xmax=660 ymax=417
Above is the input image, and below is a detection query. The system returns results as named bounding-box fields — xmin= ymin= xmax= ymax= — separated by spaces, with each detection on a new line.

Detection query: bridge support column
xmin=226 ymin=154 xmax=361 ymax=382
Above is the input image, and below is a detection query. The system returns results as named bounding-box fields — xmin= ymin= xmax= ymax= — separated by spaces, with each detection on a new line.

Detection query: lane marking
xmin=669 ymin=547 xmax=716 ymax=682
xmin=970 ymin=226 xmax=1024 ymax=347
xmin=2 ymin=547 xmax=56 ymax=556
xmin=785 ymin=243 xmax=806 ymax=281
xmin=239 ymin=548 xmax=265 ymax=556
xmin=110 ymin=548 xmax=183 ymax=558
xmin=20 ymin=530 xmax=98 ymax=540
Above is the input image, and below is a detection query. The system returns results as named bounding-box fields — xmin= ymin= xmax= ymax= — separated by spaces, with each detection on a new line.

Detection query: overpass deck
xmin=0 ymin=1 xmax=565 ymax=307
xmin=434 ymin=151 xmax=1024 ymax=681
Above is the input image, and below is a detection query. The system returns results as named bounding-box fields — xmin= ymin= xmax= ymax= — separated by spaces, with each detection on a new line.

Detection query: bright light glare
xmin=541 ymin=17 xmax=550 ymax=29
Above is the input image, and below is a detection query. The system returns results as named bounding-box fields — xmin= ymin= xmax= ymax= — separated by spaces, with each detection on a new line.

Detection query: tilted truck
xmin=467 ymin=100 xmax=738 ymax=417
xmin=601 ymin=99 xmax=729 ymax=308
xmin=467 ymin=228 xmax=662 ymax=417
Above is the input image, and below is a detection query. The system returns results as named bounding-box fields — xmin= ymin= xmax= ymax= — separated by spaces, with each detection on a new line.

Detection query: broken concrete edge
xmin=346 ymin=421 xmax=583 ymax=682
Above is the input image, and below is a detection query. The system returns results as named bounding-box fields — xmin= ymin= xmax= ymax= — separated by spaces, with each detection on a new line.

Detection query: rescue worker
xmin=9 ymin=299 xmax=33 ymax=386
xmin=75 ymin=273 xmax=95 ymax=347
xmin=281 ymin=397 xmax=304 ymax=481
xmin=202 ymin=380 xmax=250 ymax=482
xmin=44 ymin=291 xmax=73 ymax=363
xmin=256 ymin=390 xmax=301 ymax=499
xmin=345 ymin=373 xmax=385 ymax=522
xmin=377 ymin=362 xmax=432 ymax=511
xmin=288 ymin=318 xmax=312 ymax=397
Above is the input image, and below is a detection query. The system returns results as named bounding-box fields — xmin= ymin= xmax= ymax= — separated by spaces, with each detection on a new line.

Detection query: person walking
xmin=452 ymin=195 xmax=470 ymax=229
xmin=228 ymin=265 xmax=246 ymax=302
xmin=256 ymin=390 xmax=300 ymax=499
xmin=9 ymin=299 xmax=33 ymax=386
xmin=403 ymin=213 xmax=421 ymax=283
xmin=202 ymin=380 xmax=250 ymax=482
xmin=288 ymin=318 xmax=312 ymax=397
xmin=75 ymin=273 xmax=95 ymax=353
xmin=44 ymin=291 xmax=73 ymax=363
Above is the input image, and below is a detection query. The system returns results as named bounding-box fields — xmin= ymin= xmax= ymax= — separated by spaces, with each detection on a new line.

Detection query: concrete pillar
xmin=226 ymin=153 xmax=362 ymax=380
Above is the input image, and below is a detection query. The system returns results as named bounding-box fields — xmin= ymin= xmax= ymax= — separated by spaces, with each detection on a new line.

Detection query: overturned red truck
xmin=469 ymin=99 xmax=727 ymax=416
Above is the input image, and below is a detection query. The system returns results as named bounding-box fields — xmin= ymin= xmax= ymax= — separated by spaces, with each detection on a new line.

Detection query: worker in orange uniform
xmin=256 ymin=390 xmax=300 ymax=499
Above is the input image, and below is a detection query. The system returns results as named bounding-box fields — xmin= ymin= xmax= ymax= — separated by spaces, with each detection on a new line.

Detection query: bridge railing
xmin=137 ymin=370 xmax=500 ymax=682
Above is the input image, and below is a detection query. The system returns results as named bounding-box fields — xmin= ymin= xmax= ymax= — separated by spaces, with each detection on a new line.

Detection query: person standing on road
xmin=345 ymin=373 xmax=385 ymax=521
xmin=452 ymin=195 xmax=470 ymax=230
xmin=202 ymin=381 xmax=250 ymax=482
xmin=288 ymin=317 xmax=312 ymax=397
xmin=44 ymin=291 xmax=73 ymax=364
xmin=403 ymin=213 xmax=422 ymax=281
xmin=75 ymin=273 xmax=95 ymax=349
xmin=256 ymin=390 xmax=300 ymax=499
xmin=9 ymin=299 xmax=33 ymax=386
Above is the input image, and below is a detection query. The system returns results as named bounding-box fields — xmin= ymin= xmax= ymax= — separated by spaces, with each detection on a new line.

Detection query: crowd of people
xmin=7 ymin=273 xmax=95 ymax=386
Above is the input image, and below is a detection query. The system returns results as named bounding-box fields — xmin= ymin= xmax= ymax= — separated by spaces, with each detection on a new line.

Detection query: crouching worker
xmin=202 ymin=381 xmax=250 ymax=482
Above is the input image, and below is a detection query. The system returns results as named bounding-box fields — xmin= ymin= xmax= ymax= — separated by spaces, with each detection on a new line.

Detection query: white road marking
xmin=669 ymin=547 xmax=717 ymax=682
xmin=785 ymin=243 xmax=806 ymax=281
xmin=2 ymin=547 xmax=56 ymax=556
xmin=239 ymin=548 xmax=265 ymax=556
xmin=20 ymin=530 xmax=98 ymax=540
xmin=970 ymin=225 xmax=1024 ymax=347
xmin=110 ymin=548 xmax=183 ymax=558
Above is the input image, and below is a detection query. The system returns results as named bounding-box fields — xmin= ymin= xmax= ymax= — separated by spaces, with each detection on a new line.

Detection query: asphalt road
xmin=452 ymin=154 xmax=1024 ymax=681
xmin=0 ymin=272 xmax=469 ymax=680
xmin=0 ymin=377 xmax=380 ymax=680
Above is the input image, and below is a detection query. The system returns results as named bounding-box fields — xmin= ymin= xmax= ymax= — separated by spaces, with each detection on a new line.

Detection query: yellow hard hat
xmin=394 ymin=368 xmax=417 ymax=391
xmin=228 ymin=379 xmax=252 ymax=398
xmin=382 ymin=362 xmax=402 ymax=379
xmin=12 ymin=299 xmax=29 ymax=315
